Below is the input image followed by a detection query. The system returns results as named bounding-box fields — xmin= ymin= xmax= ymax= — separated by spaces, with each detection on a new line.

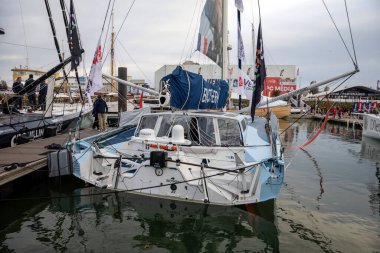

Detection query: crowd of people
xmin=12 ymin=74 xmax=47 ymax=111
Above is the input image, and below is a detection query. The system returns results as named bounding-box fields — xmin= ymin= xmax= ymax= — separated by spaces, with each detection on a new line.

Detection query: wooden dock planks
xmin=0 ymin=128 xmax=99 ymax=186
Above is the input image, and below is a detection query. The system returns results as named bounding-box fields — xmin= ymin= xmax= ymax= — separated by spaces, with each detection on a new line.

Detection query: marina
xmin=0 ymin=0 xmax=379 ymax=252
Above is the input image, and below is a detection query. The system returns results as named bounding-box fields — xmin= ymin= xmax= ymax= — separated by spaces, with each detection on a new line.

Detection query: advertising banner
xmin=263 ymin=77 xmax=296 ymax=97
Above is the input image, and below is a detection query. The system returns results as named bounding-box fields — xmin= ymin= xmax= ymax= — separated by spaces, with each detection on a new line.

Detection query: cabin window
xmin=157 ymin=115 xmax=173 ymax=137
xmin=198 ymin=117 xmax=216 ymax=146
xmin=137 ymin=115 xmax=158 ymax=136
xmin=171 ymin=116 xmax=199 ymax=144
xmin=218 ymin=118 xmax=242 ymax=146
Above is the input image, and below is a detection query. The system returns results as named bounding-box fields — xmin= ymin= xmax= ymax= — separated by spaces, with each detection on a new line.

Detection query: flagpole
xmin=237 ymin=9 xmax=242 ymax=110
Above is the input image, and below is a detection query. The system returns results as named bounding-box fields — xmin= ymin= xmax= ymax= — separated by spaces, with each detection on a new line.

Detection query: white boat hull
xmin=363 ymin=114 xmax=380 ymax=140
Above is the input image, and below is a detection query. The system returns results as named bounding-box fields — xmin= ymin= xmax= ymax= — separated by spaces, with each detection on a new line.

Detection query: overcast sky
xmin=0 ymin=0 xmax=379 ymax=90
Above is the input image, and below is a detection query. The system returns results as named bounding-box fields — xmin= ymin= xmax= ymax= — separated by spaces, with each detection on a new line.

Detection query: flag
xmin=235 ymin=0 xmax=244 ymax=12
xmin=85 ymin=38 xmax=103 ymax=99
xmin=69 ymin=0 xmax=82 ymax=70
xmin=251 ymin=22 xmax=266 ymax=120
xmin=238 ymin=68 xmax=254 ymax=98
xmin=237 ymin=23 xmax=245 ymax=60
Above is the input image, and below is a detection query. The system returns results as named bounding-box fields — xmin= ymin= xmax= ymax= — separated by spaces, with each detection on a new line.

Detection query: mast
xmin=44 ymin=0 xmax=71 ymax=97
xmin=222 ymin=0 xmax=228 ymax=80
xmin=111 ymin=10 xmax=115 ymax=92
xmin=59 ymin=0 xmax=85 ymax=102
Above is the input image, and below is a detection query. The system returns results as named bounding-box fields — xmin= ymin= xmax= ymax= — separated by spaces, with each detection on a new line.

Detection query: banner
xmin=161 ymin=66 xmax=229 ymax=110
xmin=197 ymin=0 xmax=223 ymax=67
xmin=85 ymin=38 xmax=103 ymax=98
xmin=69 ymin=0 xmax=82 ymax=70
xmin=237 ymin=69 xmax=254 ymax=98
xmin=263 ymin=77 xmax=296 ymax=97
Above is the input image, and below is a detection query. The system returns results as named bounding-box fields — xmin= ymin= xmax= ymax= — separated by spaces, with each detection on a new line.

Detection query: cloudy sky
xmin=0 ymin=0 xmax=379 ymax=90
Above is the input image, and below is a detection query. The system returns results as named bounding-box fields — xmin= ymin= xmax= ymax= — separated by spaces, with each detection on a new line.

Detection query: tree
xmin=309 ymin=81 xmax=319 ymax=94
xmin=272 ymin=90 xmax=281 ymax=97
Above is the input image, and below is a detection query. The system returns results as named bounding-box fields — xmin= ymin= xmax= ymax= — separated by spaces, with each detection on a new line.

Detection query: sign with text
xmin=263 ymin=77 xmax=296 ymax=97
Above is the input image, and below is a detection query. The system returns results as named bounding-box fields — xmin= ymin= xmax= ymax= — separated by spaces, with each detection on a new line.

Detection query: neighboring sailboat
xmin=362 ymin=114 xmax=380 ymax=140
xmin=70 ymin=0 xmax=358 ymax=206
xmin=0 ymin=0 xmax=91 ymax=148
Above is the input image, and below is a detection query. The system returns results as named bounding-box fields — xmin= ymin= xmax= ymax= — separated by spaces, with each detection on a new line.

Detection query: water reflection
xmin=300 ymin=149 xmax=324 ymax=209
xmin=360 ymin=137 xmax=380 ymax=216
xmin=0 ymin=186 xmax=280 ymax=252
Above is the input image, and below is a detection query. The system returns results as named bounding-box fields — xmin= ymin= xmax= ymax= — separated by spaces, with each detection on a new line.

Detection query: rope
xmin=344 ymin=0 xmax=358 ymax=66
xmin=179 ymin=0 xmax=200 ymax=65
xmin=279 ymin=73 xmax=354 ymax=135
xmin=103 ymin=0 xmax=137 ymax=64
xmin=18 ymin=0 xmax=29 ymax=67
xmin=289 ymin=96 xmax=330 ymax=149
xmin=321 ymin=0 xmax=356 ymax=67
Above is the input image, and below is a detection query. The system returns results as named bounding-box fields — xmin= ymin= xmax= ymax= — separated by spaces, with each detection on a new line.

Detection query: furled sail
xmin=161 ymin=66 xmax=229 ymax=110
xmin=196 ymin=0 xmax=223 ymax=67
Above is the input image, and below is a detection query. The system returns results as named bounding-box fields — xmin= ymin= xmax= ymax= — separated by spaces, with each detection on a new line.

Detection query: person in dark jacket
xmin=38 ymin=81 xmax=48 ymax=111
xmin=24 ymin=74 xmax=36 ymax=110
xmin=12 ymin=77 xmax=23 ymax=109
xmin=93 ymin=95 xmax=108 ymax=131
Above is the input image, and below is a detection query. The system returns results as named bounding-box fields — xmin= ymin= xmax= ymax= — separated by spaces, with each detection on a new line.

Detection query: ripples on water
xmin=0 ymin=119 xmax=379 ymax=252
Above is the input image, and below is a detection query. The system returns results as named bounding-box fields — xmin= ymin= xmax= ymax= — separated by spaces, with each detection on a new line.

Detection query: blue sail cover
xmin=161 ymin=66 xmax=229 ymax=110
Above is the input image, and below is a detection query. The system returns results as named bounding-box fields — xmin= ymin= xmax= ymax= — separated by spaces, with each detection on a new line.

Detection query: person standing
xmin=38 ymin=81 xmax=48 ymax=111
xmin=12 ymin=77 xmax=23 ymax=109
xmin=24 ymin=74 xmax=37 ymax=110
xmin=93 ymin=94 xmax=108 ymax=131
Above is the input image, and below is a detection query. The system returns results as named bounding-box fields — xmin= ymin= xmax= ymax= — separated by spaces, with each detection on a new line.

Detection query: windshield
xmin=218 ymin=118 xmax=242 ymax=146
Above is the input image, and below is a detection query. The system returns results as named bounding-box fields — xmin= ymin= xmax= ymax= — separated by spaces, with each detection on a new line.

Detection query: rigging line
xmin=344 ymin=0 xmax=358 ymax=67
xmin=321 ymin=0 xmax=356 ymax=67
xmin=179 ymin=0 xmax=200 ymax=65
xmin=116 ymin=39 xmax=153 ymax=85
xmin=280 ymin=73 xmax=354 ymax=136
xmin=103 ymin=0 xmax=137 ymax=64
xmin=101 ymin=0 xmax=114 ymax=34
xmin=102 ymin=0 xmax=116 ymax=58
xmin=0 ymin=41 xmax=62 ymax=51
xmin=187 ymin=0 xmax=203 ymax=60
xmin=18 ymin=0 xmax=29 ymax=67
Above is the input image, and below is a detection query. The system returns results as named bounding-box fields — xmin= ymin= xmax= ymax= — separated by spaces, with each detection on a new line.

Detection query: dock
xmin=0 ymin=128 xmax=99 ymax=198
xmin=287 ymin=113 xmax=363 ymax=129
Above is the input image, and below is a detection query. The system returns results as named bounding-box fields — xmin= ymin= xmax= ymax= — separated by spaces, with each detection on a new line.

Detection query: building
xmin=12 ymin=67 xmax=46 ymax=81
xmin=329 ymin=86 xmax=380 ymax=102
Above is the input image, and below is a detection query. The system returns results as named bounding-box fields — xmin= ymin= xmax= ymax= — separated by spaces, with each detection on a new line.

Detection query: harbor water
xmin=0 ymin=119 xmax=379 ymax=252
